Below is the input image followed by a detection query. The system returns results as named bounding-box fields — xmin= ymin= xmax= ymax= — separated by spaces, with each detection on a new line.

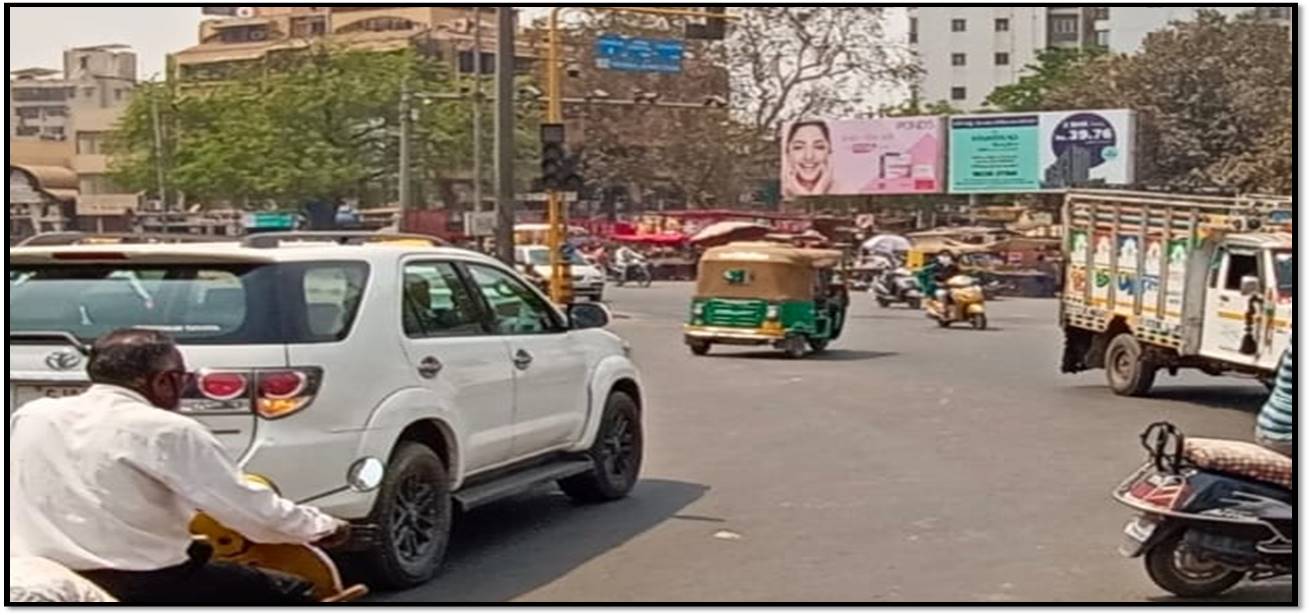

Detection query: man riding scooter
xmin=10 ymin=329 xmax=350 ymax=603
xmin=920 ymin=251 xmax=961 ymax=311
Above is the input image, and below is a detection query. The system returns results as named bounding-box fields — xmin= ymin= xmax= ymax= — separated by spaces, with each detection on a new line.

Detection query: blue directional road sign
xmin=595 ymin=34 xmax=684 ymax=73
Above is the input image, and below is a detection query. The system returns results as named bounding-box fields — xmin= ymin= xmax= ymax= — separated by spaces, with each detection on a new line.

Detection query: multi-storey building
xmin=909 ymin=6 xmax=1282 ymax=110
xmin=9 ymin=45 xmax=140 ymax=236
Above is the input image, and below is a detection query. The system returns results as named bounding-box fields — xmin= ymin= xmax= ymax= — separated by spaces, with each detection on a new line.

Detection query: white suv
xmin=8 ymin=233 xmax=644 ymax=589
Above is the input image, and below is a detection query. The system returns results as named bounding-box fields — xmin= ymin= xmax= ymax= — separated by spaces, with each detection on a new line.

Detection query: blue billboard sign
xmin=595 ymin=34 xmax=684 ymax=73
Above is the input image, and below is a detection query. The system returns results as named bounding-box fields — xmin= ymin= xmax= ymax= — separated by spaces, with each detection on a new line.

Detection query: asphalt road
xmin=379 ymin=282 xmax=1292 ymax=603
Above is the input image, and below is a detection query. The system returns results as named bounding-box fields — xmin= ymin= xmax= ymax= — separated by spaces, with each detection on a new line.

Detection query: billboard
xmin=780 ymin=116 xmax=946 ymax=198
xmin=949 ymin=109 xmax=1136 ymax=194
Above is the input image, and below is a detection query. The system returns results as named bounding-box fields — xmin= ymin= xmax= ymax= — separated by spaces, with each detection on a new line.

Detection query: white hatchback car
xmin=8 ymin=233 xmax=644 ymax=589
xmin=515 ymin=244 xmax=607 ymax=302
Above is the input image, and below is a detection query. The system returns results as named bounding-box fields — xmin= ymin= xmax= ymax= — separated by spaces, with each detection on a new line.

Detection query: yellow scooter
xmin=925 ymin=274 xmax=988 ymax=330
xmin=189 ymin=458 xmax=385 ymax=603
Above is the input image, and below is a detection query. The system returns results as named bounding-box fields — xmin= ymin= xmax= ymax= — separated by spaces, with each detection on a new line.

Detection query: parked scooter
xmin=189 ymin=458 xmax=387 ymax=603
xmin=925 ymin=275 xmax=987 ymax=329
xmin=872 ymin=267 xmax=923 ymax=309
xmin=1113 ymin=423 xmax=1292 ymax=598
xmin=610 ymin=262 xmax=653 ymax=287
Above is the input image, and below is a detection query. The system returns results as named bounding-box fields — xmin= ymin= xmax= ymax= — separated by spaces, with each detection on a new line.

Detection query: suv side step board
xmin=454 ymin=459 xmax=593 ymax=511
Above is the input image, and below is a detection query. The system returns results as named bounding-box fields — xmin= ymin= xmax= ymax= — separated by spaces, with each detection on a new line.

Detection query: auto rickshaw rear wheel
xmin=808 ymin=338 xmax=829 ymax=353
xmin=688 ymin=340 xmax=711 ymax=356
xmin=782 ymin=336 xmax=808 ymax=359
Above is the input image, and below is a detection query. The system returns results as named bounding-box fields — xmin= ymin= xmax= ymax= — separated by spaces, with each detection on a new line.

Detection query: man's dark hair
xmin=86 ymin=328 xmax=179 ymax=386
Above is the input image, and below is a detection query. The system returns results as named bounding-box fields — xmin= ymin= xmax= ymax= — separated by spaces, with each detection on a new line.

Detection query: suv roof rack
xmin=16 ymin=232 xmax=231 ymax=247
xmin=241 ymin=231 xmax=446 ymax=249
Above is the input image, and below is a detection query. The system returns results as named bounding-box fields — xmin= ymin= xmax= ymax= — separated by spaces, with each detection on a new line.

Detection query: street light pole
xmin=398 ymin=78 xmax=412 ymax=212
xmin=471 ymin=9 xmax=484 ymax=214
xmin=149 ymin=86 xmax=167 ymax=212
xmin=493 ymin=7 xmax=516 ymax=265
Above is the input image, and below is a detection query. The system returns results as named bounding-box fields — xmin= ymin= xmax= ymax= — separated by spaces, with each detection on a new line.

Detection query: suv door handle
xmin=513 ymin=349 xmax=533 ymax=370
xmin=417 ymin=356 xmax=443 ymax=379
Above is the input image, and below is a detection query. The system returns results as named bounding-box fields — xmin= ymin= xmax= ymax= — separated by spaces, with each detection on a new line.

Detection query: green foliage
xmin=1041 ymin=10 xmax=1292 ymax=192
xmin=108 ymin=45 xmax=539 ymax=208
xmin=984 ymin=47 xmax=1106 ymax=112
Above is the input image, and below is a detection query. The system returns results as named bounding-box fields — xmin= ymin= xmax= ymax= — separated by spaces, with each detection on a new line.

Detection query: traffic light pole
xmin=543 ymin=6 xmax=736 ymax=305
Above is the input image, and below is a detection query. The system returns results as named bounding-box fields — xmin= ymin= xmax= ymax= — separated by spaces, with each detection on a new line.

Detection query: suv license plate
xmin=12 ymin=384 xmax=86 ymax=411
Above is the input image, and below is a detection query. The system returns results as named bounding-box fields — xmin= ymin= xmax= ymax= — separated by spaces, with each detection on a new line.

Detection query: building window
xmin=1051 ymin=15 xmax=1079 ymax=35
xmin=219 ymin=25 xmax=271 ymax=43
xmin=995 ymin=52 xmax=1010 ymax=66
xmin=80 ymin=174 xmax=124 ymax=195
xmin=951 ymin=18 xmax=967 ymax=32
xmin=909 ymin=17 xmax=918 ymax=44
xmin=12 ymin=87 xmax=71 ymax=102
xmin=114 ymin=89 xmax=123 ymax=101
xmin=291 ymin=16 xmax=327 ymax=37
xmin=77 ymin=131 xmax=105 ymax=155
xmin=43 ymin=106 xmax=67 ymax=117
xmin=43 ymin=126 xmax=66 ymax=140
xmin=458 ymin=51 xmax=497 ymax=75
xmin=1095 ymin=30 xmax=1110 ymax=47
xmin=950 ymin=86 xmax=967 ymax=101
xmin=995 ymin=18 xmax=1010 ymax=32
xmin=16 ymin=107 xmax=41 ymax=119
xmin=336 ymin=16 xmax=418 ymax=33
xmin=79 ymin=56 xmax=89 ymax=70
xmin=951 ymin=53 xmax=966 ymax=66
xmin=15 ymin=126 xmax=40 ymax=137
xmin=84 ymin=87 xmax=96 ymax=99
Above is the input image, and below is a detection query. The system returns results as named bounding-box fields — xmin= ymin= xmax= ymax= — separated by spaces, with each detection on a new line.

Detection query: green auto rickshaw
xmin=685 ymin=242 xmax=849 ymax=358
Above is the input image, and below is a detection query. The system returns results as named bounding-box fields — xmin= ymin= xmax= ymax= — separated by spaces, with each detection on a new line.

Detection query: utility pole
xmin=398 ymin=78 xmax=412 ymax=212
xmin=149 ymin=87 xmax=167 ymax=212
xmin=471 ymin=8 xmax=484 ymax=214
xmin=493 ymin=7 xmax=515 ymax=265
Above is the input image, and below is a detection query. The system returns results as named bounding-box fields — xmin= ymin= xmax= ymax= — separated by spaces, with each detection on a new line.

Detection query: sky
xmin=9 ymin=6 xmax=205 ymax=78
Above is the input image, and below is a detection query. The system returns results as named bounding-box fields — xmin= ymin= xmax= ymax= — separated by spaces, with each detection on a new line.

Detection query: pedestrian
xmin=1255 ymin=341 xmax=1293 ymax=456
xmin=9 ymin=329 xmax=350 ymax=603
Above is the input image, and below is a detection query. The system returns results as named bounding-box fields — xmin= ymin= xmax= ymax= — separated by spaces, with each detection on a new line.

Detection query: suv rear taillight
xmin=185 ymin=367 xmax=322 ymax=420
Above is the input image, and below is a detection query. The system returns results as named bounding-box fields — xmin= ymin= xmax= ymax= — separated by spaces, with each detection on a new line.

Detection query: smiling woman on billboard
xmin=783 ymin=120 xmax=834 ymax=197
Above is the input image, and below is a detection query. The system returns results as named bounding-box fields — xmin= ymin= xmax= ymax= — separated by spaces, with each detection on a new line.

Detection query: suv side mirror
xmin=1239 ymin=275 xmax=1261 ymax=297
xmin=567 ymin=302 xmax=610 ymax=329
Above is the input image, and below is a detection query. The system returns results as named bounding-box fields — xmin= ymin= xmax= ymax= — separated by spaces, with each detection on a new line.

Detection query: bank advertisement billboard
xmin=781 ymin=116 xmax=945 ymax=198
xmin=948 ymin=109 xmax=1136 ymax=194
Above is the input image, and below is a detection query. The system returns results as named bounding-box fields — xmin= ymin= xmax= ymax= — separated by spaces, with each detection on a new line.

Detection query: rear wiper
xmin=8 ymin=331 xmax=91 ymax=355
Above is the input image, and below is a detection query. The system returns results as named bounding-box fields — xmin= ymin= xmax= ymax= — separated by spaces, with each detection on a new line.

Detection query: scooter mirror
xmin=346 ymin=457 xmax=385 ymax=493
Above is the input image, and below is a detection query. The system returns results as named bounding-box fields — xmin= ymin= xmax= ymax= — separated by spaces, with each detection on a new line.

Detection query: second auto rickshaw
xmin=685 ymin=242 xmax=848 ymax=358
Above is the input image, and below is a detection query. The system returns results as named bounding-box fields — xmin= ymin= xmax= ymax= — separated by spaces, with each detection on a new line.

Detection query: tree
xmin=109 ymin=45 xmax=539 ymax=209
xmin=1042 ymin=10 xmax=1291 ymax=192
xmin=984 ymin=47 xmax=1105 ymax=112
xmin=725 ymin=7 xmax=919 ymax=138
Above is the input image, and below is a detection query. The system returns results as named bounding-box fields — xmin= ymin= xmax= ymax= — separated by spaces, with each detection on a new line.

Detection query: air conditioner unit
xmin=235 ymin=6 xmax=256 ymax=18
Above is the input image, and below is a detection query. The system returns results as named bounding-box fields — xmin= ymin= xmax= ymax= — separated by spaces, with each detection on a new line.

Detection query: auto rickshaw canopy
xmin=696 ymin=242 xmax=843 ymax=301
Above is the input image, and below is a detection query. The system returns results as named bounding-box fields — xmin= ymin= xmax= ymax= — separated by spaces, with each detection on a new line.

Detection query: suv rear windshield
xmin=9 ymin=261 xmax=369 ymax=344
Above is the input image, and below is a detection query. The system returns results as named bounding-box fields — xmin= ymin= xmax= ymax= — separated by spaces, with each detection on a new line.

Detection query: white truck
xmin=1059 ymin=190 xmax=1293 ymax=396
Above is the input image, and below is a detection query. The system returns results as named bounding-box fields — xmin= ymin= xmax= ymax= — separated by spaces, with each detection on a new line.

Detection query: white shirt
xmin=9 ymin=384 xmax=341 ymax=572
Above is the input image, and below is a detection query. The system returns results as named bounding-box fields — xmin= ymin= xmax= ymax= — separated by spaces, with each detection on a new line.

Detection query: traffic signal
xmin=686 ymin=6 xmax=727 ymax=40
xmin=539 ymin=123 xmax=584 ymax=192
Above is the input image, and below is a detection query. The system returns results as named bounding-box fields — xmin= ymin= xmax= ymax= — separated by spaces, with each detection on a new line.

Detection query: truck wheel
xmin=359 ymin=442 xmax=452 ymax=590
xmin=560 ymin=392 xmax=643 ymax=503
xmin=1106 ymin=333 xmax=1157 ymax=397
xmin=1144 ymin=534 xmax=1244 ymax=598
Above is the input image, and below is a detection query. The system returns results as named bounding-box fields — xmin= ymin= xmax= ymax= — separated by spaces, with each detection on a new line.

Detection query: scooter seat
xmin=1184 ymin=438 xmax=1293 ymax=489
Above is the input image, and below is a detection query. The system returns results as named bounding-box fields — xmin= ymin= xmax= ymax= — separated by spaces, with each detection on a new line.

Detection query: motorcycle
xmin=872 ymin=267 xmax=923 ymax=309
xmin=188 ymin=458 xmax=387 ymax=603
xmin=1113 ymin=423 xmax=1292 ymax=598
xmin=925 ymin=274 xmax=987 ymax=330
xmin=610 ymin=262 xmax=653 ymax=288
